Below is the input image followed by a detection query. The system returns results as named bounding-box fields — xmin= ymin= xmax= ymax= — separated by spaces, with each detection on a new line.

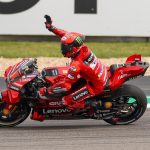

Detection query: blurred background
xmin=0 ymin=0 xmax=150 ymax=71
xmin=1 ymin=0 xmax=150 ymax=37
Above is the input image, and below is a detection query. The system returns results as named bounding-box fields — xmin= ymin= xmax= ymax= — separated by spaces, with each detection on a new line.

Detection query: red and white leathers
xmin=45 ymin=26 xmax=108 ymax=110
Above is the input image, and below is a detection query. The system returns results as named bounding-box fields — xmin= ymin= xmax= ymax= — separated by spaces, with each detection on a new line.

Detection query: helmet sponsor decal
xmin=75 ymin=36 xmax=83 ymax=45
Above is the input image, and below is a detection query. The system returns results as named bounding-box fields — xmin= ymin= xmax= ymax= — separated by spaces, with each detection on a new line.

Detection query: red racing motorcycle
xmin=0 ymin=54 xmax=149 ymax=127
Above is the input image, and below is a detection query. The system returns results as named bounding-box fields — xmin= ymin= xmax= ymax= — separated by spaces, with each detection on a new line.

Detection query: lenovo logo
xmin=73 ymin=89 xmax=89 ymax=101
xmin=43 ymin=108 xmax=71 ymax=114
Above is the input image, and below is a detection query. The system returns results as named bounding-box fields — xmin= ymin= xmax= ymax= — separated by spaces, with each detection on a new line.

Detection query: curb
xmin=147 ymin=97 xmax=150 ymax=108
xmin=129 ymin=97 xmax=150 ymax=108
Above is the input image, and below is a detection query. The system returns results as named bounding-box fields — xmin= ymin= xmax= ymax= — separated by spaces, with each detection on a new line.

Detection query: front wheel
xmin=103 ymin=84 xmax=147 ymax=125
xmin=0 ymin=102 xmax=31 ymax=127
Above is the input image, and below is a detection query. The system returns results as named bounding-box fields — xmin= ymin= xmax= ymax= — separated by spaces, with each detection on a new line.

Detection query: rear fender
xmin=126 ymin=54 xmax=141 ymax=64
xmin=125 ymin=54 xmax=149 ymax=76
xmin=110 ymin=65 xmax=144 ymax=90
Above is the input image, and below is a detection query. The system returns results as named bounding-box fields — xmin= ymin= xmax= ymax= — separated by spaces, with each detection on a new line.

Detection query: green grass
xmin=0 ymin=41 xmax=150 ymax=58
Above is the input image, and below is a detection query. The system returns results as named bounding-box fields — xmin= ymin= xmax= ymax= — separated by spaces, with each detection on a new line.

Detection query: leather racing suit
xmin=45 ymin=26 xmax=108 ymax=110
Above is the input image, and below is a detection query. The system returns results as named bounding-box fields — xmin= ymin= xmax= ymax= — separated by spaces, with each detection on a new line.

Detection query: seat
xmin=109 ymin=64 xmax=123 ymax=75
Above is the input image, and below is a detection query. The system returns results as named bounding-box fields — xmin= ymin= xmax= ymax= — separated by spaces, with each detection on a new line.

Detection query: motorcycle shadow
xmin=0 ymin=123 xmax=135 ymax=130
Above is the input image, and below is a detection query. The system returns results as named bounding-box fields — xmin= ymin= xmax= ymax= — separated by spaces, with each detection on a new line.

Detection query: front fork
xmin=0 ymin=89 xmax=20 ymax=116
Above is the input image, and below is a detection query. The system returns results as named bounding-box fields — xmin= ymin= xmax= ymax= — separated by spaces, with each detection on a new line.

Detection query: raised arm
xmin=44 ymin=15 xmax=68 ymax=38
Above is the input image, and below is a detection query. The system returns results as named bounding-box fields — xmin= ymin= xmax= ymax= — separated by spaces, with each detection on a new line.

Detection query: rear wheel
xmin=103 ymin=84 xmax=147 ymax=125
xmin=0 ymin=102 xmax=31 ymax=127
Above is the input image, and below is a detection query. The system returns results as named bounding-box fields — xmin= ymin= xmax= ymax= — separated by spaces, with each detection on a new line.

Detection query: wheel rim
xmin=108 ymin=96 xmax=144 ymax=125
xmin=0 ymin=102 xmax=30 ymax=126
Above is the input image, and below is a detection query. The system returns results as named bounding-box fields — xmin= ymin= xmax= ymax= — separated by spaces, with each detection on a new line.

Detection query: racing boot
xmin=30 ymin=110 xmax=44 ymax=122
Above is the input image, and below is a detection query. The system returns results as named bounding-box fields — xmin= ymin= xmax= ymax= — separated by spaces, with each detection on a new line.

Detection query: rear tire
xmin=103 ymin=84 xmax=147 ymax=125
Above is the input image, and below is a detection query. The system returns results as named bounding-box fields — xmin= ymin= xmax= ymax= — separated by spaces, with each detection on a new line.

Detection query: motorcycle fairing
xmin=0 ymin=54 xmax=149 ymax=121
xmin=2 ymin=59 xmax=38 ymax=104
xmin=42 ymin=66 xmax=69 ymax=85
xmin=1 ymin=89 xmax=21 ymax=104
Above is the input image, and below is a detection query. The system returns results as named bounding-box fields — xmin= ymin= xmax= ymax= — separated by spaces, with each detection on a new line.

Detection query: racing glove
xmin=39 ymin=86 xmax=65 ymax=98
xmin=39 ymin=87 xmax=53 ymax=96
xmin=44 ymin=15 xmax=54 ymax=31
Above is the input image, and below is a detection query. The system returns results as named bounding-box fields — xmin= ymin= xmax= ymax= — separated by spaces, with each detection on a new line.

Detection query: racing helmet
xmin=60 ymin=32 xmax=85 ymax=58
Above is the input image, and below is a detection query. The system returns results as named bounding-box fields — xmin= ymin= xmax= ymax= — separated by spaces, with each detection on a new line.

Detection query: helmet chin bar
xmin=65 ymin=51 xmax=74 ymax=58
xmin=70 ymin=48 xmax=81 ymax=59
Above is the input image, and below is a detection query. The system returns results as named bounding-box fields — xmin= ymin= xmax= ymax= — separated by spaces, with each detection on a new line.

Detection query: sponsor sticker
xmin=118 ymin=74 xmax=128 ymax=79
xmin=43 ymin=108 xmax=71 ymax=114
xmin=62 ymin=70 xmax=68 ymax=74
xmin=70 ymin=66 xmax=77 ymax=72
xmin=73 ymin=89 xmax=89 ymax=101
xmin=67 ymin=74 xmax=75 ymax=79
xmin=49 ymin=101 xmax=63 ymax=106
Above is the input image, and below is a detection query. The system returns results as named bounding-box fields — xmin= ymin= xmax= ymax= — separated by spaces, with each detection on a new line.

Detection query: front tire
xmin=103 ymin=84 xmax=147 ymax=125
xmin=0 ymin=102 xmax=31 ymax=127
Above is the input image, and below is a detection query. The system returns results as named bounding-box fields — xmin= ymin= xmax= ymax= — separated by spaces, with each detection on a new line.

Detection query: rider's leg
xmin=62 ymin=84 xmax=103 ymax=110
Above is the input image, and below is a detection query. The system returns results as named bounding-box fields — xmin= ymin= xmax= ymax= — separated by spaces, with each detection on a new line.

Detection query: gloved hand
xmin=39 ymin=87 xmax=47 ymax=96
xmin=44 ymin=15 xmax=53 ymax=31
xmin=39 ymin=87 xmax=53 ymax=96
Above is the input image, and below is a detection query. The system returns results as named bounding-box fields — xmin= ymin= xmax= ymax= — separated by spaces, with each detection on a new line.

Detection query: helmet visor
xmin=61 ymin=44 xmax=73 ymax=56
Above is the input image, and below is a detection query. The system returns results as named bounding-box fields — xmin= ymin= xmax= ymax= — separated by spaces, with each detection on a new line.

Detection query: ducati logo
xmin=0 ymin=0 xmax=40 ymax=14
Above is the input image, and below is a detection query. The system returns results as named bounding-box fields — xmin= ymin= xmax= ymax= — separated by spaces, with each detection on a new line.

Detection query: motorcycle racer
xmin=40 ymin=15 xmax=108 ymax=110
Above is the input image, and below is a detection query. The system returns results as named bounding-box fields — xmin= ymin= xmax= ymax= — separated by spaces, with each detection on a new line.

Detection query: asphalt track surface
xmin=0 ymin=77 xmax=150 ymax=150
